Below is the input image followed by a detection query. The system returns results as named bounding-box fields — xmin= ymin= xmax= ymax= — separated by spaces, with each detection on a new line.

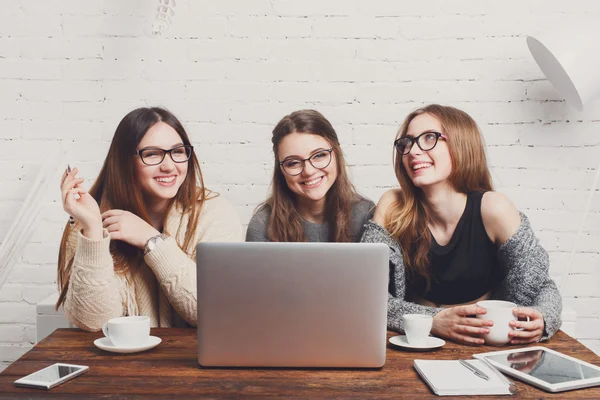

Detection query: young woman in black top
xmin=362 ymin=104 xmax=561 ymax=345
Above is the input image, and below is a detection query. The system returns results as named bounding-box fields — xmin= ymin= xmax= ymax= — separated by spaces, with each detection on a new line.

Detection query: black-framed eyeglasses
xmin=135 ymin=145 xmax=194 ymax=166
xmin=279 ymin=149 xmax=333 ymax=176
xmin=394 ymin=132 xmax=447 ymax=155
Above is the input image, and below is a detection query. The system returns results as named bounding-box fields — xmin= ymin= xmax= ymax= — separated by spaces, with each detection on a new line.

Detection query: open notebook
xmin=414 ymin=359 xmax=514 ymax=396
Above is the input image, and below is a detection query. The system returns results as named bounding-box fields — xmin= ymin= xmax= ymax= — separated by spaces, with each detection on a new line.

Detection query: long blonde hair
xmin=56 ymin=107 xmax=209 ymax=309
xmin=259 ymin=109 xmax=360 ymax=242
xmin=386 ymin=104 xmax=493 ymax=288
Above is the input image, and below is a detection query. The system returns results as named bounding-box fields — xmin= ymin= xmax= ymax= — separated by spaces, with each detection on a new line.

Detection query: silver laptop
xmin=196 ymin=242 xmax=389 ymax=368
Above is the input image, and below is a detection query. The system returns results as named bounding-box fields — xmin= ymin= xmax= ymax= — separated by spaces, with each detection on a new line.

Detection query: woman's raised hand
xmin=60 ymin=166 xmax=103 ymax=239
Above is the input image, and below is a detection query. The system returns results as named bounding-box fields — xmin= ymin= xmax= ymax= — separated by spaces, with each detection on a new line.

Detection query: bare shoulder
xmin=379 ymin=188 xmax=402 ymax=208
xmin=481 ymin=191 xmax=521 ymax=245
xmin=373 ymin=188 xmax=402 ymax=226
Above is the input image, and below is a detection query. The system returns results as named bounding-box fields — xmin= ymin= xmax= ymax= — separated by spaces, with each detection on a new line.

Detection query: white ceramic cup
xmin=403 ymin=314 xmax=433 ymax=345
xmin=102 ymin=316 xmax=150 ymax=348
xmin=476 ymin=300 xmax=524 ymax=346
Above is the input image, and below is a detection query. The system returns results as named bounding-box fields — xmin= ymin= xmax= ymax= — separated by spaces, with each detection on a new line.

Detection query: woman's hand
xmin=102 ymin=210 xmax=160 ymax=250
xmin=60 ymin=167 xmax=102 ymax=239
xmin=431 ymin=304 xmax=493 ymax=345
xmin=508 ymin=307 xmax=545 ymax=344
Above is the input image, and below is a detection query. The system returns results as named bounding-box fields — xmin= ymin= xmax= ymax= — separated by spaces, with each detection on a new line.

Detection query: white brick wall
xmin=1 ymin=0 xmax=599 ymax=371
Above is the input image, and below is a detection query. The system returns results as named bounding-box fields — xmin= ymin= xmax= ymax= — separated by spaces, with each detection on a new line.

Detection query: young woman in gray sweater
xmin=361 ymin=104 xmax=562 ymax=345
xmin=246 ymin=110 xmax=374 ymax=243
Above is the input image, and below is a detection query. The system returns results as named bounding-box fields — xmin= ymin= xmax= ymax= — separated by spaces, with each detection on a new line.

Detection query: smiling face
xmin=401 ymin=113 xmax=453 ymax=189
xmin=134 ymin=121 xmax=189 ymax=209
xmin=277 ymin=132 xmax=338 ymax=208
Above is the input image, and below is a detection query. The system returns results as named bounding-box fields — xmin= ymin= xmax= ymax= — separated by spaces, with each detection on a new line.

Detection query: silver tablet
xmin=473 ymin=346 xmax=600 ymax=393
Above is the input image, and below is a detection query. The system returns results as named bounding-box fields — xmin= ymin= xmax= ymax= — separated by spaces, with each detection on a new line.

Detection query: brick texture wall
xmin=1 ymin=0 xmax=599 ymax=371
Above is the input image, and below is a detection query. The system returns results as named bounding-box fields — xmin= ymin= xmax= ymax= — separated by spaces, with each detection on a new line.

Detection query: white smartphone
xmin=14 ymin=363 xmax=89 ymax=390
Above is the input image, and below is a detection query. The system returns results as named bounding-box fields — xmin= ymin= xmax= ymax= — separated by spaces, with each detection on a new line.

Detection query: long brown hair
xmin=56 ymin=107 xmax=208 ymax=309
xmin=259 ymin=109 xmax=359 ymax=242
xmin=386 ymin=104 xmax=493 ymax=288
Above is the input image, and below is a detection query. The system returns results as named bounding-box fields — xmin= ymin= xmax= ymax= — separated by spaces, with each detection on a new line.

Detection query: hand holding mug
xmin=508 ymin=307 xmax=545 ymax=344
xmin=431 ymin=304 xmax=492 ymax=345
xmin=477 ymin=300 xmax=535 ymax=345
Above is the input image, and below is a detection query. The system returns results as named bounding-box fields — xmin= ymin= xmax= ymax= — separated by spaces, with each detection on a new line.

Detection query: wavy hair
xmin=259 ymin=109 xmax=360 ymax=242
xmin=386 ymin=104 xmax=493 ymax=289
xmin=56 ymin=107 xmax=208 ymax=309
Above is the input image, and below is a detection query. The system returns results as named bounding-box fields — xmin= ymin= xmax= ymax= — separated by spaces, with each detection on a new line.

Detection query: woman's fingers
xmin=455 ymin=304 xmax=487 ymax=317
xmin=61 ymin=167 xmax=81 ymax=190
xmin=455 ymin=323 xmax=490 ymax=336
xmin=60 ymin=169 xmax=68 ymax=187
xmin=60 ymin=167 xmax=77 ymax=186
xmin=61 ymin=177 xmax=84 ymax=199
xmin=451 ymin=332 xmax=485 ymax=345
xmin=102 ymin=216 xmax=120 ymax=228
xmin=101 ymin=209 xmax=124 ymax=219
xmin=459 ymin=316 xmax=493 ymax=328
xmin=106 ymin=227 xmax=121 ymax=241
xmin=510 ymin=319 xmax=541 ymax=330
xmin=509 ymin=328 xmax=540 ymax=339
xmin=513 ymin=307 xmax=543 ymax=320
xmin=63 ymin=183 xmax=85 ymax=205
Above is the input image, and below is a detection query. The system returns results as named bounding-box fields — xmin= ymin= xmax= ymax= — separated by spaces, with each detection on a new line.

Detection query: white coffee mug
xmin=102 ymin=316 xmax=150 ymax=348
xmin=403 ymin=314 xmax=433 ymax=345
xmin=476 ymin=300 xmax=525 ymax=346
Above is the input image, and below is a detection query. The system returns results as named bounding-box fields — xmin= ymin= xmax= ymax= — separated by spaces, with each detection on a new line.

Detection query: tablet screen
xmin=486 ymin=349 xmax=600 ymax=384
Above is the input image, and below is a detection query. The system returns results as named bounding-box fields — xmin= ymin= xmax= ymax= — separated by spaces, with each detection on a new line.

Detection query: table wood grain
xmin=1 ymin=329 xmax=599 ymax=399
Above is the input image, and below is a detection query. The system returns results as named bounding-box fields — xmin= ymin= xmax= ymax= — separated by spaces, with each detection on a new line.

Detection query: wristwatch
xmin=144 ymin=233 xmax=168 ymax=256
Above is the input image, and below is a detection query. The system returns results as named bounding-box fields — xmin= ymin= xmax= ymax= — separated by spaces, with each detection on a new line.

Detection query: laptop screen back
xmin=196 ymin=242 xmax=389 ymax=368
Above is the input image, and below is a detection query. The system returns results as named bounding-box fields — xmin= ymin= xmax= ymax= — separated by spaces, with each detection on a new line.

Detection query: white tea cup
xmin=102 ymin=316 xmax=150 ymax=348
xmin=476 ymin=300 xmax=525 ymax=346
xmin=403 ymin=314 xmax=433 ymax=345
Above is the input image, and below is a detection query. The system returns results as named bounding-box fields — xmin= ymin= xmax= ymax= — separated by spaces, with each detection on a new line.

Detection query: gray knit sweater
xmin=360 ymin=212 xmax=562 ymax=341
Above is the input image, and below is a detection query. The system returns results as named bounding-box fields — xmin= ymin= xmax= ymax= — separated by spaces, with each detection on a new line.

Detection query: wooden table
xmin=1 ymin=329 xmax=599 ymax=399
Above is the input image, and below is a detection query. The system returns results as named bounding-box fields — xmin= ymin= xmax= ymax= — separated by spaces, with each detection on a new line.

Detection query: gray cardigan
xmin=360 ymin=212 xmax=562 ymax=341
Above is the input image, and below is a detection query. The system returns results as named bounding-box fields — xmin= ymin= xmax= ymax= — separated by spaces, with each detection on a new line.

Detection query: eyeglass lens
xmin=140 ymin=145 xmax=192 ymax=165
xmin=282 ymin=150 xmax=332 ymax=175
xmin=396 ymin=132 xmax=440 ymax=155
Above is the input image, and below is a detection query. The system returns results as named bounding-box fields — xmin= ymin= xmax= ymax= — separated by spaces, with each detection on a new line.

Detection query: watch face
xmin=145 ymin=235 xmax=165 ymax=255
xmin=151 ymin=236 xmax=162 ymax=248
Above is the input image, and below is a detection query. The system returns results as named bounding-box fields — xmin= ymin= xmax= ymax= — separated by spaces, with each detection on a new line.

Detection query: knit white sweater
xmin=63 ymin=195 xmax=243 ymax=332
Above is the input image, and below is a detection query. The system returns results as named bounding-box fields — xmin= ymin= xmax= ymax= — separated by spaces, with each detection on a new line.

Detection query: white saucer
xmin=389 ymin=335 xmax=445 ymax=350
xmin=94 ymin=336 xmax=162 ymax=354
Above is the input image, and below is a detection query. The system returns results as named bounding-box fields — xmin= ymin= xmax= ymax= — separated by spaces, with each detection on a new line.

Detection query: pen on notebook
xmin=459 ymin=359 xmax=490 ymax=381
xmin=480 ymin=357 xmax=517 ymax=395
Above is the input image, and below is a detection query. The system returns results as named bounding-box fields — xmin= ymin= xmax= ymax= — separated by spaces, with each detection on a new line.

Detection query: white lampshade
xmin=527 ymin=20 xmax=600 ymax=111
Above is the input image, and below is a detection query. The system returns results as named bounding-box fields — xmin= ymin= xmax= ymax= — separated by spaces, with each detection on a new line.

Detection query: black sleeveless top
xmin=410 ymin=191 xmax=505 ymax=305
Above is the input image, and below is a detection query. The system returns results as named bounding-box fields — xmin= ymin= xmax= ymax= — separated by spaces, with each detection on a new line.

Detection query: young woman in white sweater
xmin=57 ymin=107 xmax=242 ymax=331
